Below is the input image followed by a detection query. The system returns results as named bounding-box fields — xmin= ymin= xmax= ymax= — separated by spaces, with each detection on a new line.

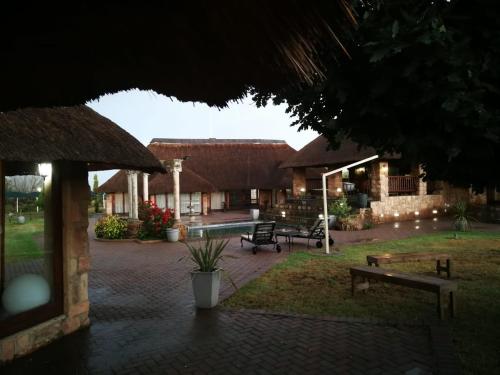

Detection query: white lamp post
xmin=321 ymin=155 xmax=379 ymax=254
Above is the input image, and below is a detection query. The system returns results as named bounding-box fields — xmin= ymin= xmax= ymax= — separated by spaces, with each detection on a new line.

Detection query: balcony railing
xmin=388 ymin=176 xmax=419 ymax=195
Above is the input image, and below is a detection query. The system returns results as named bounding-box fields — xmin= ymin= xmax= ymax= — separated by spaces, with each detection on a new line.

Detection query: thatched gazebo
xmin=0 ymin=106 xmax=163 ymax=361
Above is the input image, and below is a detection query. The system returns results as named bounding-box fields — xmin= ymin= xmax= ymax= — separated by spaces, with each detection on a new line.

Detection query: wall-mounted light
xmin=415 ymin=225 xmax=420 ymax=230
xmin=281 ymin=211 xmax=286 ymax=218
xmin=394 ymin=212 xmax=400 ymax=217
xmin=432 ymin=209 xmax=438 ymax=214
xmin=318 ymin=214 xmax=324 ymax=219
xmin=414 ymin=211 xmax=419 ymax=216
xmin=433 ymin=217 xmax=438 ymax=222
xmin=336 ymin=187 xmax=342 ymax=193
xmin=380 ymin=213 xmax=384 ymax=218
xmin=300 ymin=187 xmax=306 ymax=193
xmin=355 ymin=167 xmax=365 ymax=175
xmin=38 ymin=163 xmax=52 ymax=178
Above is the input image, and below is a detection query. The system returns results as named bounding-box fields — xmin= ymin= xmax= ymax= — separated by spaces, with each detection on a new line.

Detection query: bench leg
xmin=436 ymin=260 xmax=441 ymax=276
xmin=446 ymin=259 xmax=451 ymax=279
xmin=449 ymin=291 xmax=456 ymax=318
xmin=437 ymin=293 xmax=445 ymax=320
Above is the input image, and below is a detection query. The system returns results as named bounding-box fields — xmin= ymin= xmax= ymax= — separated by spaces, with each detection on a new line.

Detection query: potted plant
xmin=184 ymin=235 xmax=233 ymax=308
xmin=328 ymin=196 xmax=352 ymax=230
xmin=453 ymin=201 xmax=475 ymax=231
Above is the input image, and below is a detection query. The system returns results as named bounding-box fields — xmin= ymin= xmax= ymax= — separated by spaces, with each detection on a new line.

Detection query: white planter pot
xmin=250 ymin=208 xmax=260 ymax=220
xmin=165 ymin=228 xmax=179 ymax=242
xmin=191 ymin=269 xmax=222 ymax=308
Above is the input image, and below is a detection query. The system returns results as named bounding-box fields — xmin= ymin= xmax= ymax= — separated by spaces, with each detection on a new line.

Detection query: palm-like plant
xmin=452 ymin=201 xmax=475 ymax=232
xmin=185 ymin=235 xmax=230 ymax=272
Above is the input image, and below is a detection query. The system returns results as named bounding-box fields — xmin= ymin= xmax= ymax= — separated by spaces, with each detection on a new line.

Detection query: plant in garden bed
xmin=328 ymin=196 xmax=362 ymax=230
xmin=138 ymin=200 xmax=174 ymax=240
xmin=95 ymin=215 xmax=128 ymax=239
xmin=181 ymin=235 xmax=236 ymax=308
xmin=452 ymin=201 xmax=475 ymax=232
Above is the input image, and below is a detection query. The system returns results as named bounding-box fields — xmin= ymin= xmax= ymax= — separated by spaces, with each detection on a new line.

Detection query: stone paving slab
xmin=0 ymin=219 xmax=465 ymax=374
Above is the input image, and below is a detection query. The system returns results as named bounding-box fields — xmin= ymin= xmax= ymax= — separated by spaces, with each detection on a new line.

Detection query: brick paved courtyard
xmin=1 ymin=218 xmax=465 ymax=374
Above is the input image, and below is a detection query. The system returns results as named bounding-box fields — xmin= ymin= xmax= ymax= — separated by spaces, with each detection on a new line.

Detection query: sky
xmin=86 ymin=90 xmax=319 ymax=186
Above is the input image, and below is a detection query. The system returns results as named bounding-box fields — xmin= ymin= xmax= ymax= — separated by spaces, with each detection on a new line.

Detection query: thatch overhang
xmin=148 ymin=139 xmax=296 ymax=191
xmin=0 ymin=2 xmax=355 ymax=110
xmin=0 ymin=106 xmax=164 ymax=174
xmin=149 ymin=168 xmax=217 ymax=194
xmin=280 ymin=136 xmax=399 ymax=170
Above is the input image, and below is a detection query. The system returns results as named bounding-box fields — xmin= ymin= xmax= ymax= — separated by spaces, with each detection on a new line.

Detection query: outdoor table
xmin=274 ymin=228 xmax=302 ymax=251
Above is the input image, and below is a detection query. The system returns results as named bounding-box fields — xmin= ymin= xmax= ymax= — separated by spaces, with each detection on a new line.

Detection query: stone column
xmin=327 ymin=172 xmax=343 ymax=197
xmin=164 ymin=159 xmax=183 ymax=223
xmin=142 ymin=173 xmax=149 ymax=202
xmin=371 ymin=161 xmax=389 ymax=201
xmin=126 ymin=170 xmax=139 ymax=219
xmin=292 ymin=167 xmax=306 ymax=197
xmin=412 ymin=164 xmax=427 ymax=196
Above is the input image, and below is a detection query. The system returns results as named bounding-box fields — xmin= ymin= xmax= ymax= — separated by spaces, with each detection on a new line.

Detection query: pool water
xmin=187 ymin=222 xmax=294 ymax=239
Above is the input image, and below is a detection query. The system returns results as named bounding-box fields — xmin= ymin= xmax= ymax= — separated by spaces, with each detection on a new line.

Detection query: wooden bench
xmin=350 ymin=266 xmax=457 ymax=320
xmin=366 ymin=252 xmax=452 ymax=278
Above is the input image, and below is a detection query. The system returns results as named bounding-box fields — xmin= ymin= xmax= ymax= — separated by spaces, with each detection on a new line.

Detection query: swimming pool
xmin=187 ymin=221 xmax=294 ymax=239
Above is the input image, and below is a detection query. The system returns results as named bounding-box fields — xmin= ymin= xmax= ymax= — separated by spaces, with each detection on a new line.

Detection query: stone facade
xmin=0 ymin=162 xmax=91 ymax=363
xmin=371 ymin=195 xmax=444 ymax=223
xmin=327 ymin=172 xmax=342 ymax=197
xmin=292 ymin=167 xmax=306 ymax=197
xmin=371 ymin=161 xmax=388 ymax=201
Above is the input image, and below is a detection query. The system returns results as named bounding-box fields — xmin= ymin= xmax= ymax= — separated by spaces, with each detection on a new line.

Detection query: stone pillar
xmin=327 ymin=172 xmax=343 ymax=197
xmin=412 ymin=164 xmax=427 ymax=196
xmin=164 ymin=159 xmax=184 ymax=223
xmin=371 ymin=161 xmax=389 ymax=201
xmin=126 ymin=170 xmax=133 ymax=217
xmin=142 ymin=173 xmax=149 ymax=202
xmin=126 ymin=171 xmax=139 ymax=219
xmin=292 ymin=167 xmax=306 ymax=197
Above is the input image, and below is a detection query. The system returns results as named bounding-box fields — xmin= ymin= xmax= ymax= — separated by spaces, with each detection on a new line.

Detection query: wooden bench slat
xmin=350 ymin=266 xmax=457 ymax=293
xmin=367 ymin=252 xmax=451 ymax=264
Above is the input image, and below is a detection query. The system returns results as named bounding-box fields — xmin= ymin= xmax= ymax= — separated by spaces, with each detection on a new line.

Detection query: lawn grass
xmin=224 ymin=230 xmax=500 ymax=375
xmin=4 ymin=218 xmax=44 ymax=262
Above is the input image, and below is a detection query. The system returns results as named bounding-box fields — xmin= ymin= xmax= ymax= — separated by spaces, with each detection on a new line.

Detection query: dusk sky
xmin=86 ymin=90 xmax=319 ymax=185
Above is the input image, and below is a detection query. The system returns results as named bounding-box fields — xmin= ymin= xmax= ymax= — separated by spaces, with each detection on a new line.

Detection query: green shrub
xmin=95 ymin=215 xmax=128 ymax=239
xmin=328 ymin=196 xmax=352 ymax=218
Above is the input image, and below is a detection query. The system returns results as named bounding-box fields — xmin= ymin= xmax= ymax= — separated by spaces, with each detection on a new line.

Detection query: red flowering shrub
xmin=138 ymin=201 xmax=175 ymax=239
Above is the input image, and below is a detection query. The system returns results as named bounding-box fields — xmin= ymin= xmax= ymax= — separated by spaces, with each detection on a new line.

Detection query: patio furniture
xmin=290 ymin=219 xmax=334 ymax=249
xmin=274 ymin=228 xmax=302 ymax=252
xmin=366 ymin=252 xmax=452 ymax=278
xmin=240 ymin=222 xmax=281 ymax=254
xmin=350 ymin=266 xmax=457 ymax=320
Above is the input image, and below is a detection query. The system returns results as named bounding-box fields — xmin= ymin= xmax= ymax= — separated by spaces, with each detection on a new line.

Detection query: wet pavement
xmin=0 ymin=218 xmax=472 ymax=374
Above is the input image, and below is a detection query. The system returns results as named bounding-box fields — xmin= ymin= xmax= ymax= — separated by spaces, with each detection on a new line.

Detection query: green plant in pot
xmin=328 ymin=196 xmax=352 ymax=230
xmin=452 ymin=201 xmax=475 ymax=232
xmin=183 ymin=235 xmax=235 ymax=308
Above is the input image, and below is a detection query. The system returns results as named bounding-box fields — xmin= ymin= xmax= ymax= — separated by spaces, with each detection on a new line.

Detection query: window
xmin=250 ymin=189 xmax=258 ymax=204
xmin=0 ymin=161 xmax=62 ymax=338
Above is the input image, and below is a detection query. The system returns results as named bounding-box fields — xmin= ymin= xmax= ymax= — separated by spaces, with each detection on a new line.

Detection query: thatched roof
xmin=0 ymin=2 xmax=355 ymax=110
xmin=0 ymin=106 xmax=164 ymax=173
xmin=280 ymin=136 xmax=399 ymax=169
xmin=99 ymin=139 xmax=296 ymax=193
xmin=149 ymin=168 xmax=217 ymax=194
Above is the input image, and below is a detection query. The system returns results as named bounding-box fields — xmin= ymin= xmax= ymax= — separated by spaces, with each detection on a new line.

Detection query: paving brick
xmin=0 ymin=218 xmax=465 ymax=374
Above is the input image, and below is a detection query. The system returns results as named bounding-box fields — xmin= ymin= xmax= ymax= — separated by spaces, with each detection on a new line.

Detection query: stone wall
xmin=327 ymin=172 xmax=342 ymax=197
xmin=292 ymin=167 xmax=306 ymax=197
xmin=0 ymin=162 xmax=91 ymax=363
xmin=371 ymin=194 xmax=444 ymax=223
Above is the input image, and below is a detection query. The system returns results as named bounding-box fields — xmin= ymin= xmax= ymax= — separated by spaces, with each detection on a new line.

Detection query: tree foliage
xmin=253 ymin=0 xmax=500 ymax=189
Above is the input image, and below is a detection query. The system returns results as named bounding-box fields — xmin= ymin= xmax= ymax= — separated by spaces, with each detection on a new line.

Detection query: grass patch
xmin=4 ymin=218 xmax=44 ymax=262
xmin=224 ymin=230 xmax=500 ymax=375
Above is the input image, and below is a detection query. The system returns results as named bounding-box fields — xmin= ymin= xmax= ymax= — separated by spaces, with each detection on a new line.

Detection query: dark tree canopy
xmin=254 ymin=0 xmax=500 ymax=189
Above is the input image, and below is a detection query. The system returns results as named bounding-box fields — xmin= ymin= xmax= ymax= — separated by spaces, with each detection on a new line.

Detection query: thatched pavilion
xmin=0 ymin=106 xmax=163 ymax=361
xmin=99 ymin=139 xmax=295 ymax=215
